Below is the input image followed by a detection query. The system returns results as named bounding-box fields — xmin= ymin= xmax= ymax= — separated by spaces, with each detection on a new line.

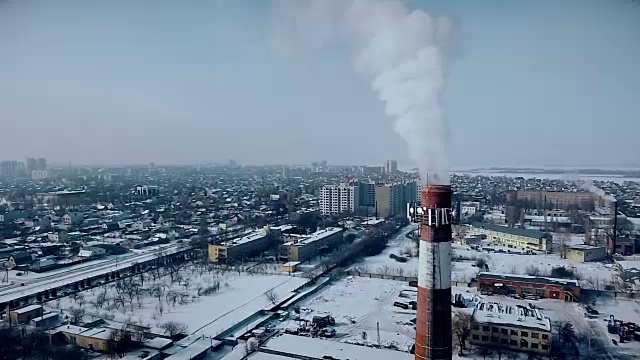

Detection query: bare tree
xmin=265 ymin=289 xmax=278 ymax=305
xmin=558 ymin=228 xmax=570 ymax=259
xmin=525 ymin=265 xmax=542 ymax=276
xmin=243 ymin=338 xmax=259 ymax=356
xmin=69 ymin=307 xmax=86 ymax=324
xmin=159 ymin=321 xmax=188 ymax=339
xmin=452 ymin=312 xmax=472 ymax=356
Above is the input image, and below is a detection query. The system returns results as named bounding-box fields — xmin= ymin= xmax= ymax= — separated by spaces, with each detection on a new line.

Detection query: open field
xmin=276 ymin=276 xmax=416 ymax=351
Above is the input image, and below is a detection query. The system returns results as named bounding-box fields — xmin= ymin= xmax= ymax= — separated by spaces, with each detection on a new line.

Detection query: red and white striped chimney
xmin=415 ymin=185 xmax=452 ymax=360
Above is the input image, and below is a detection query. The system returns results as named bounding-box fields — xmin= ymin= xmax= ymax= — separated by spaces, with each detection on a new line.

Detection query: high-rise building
xmin=0 ymin=160 xmax=19 ymax=178
xmin=358 ymin=180 xmax=376 ymax=208
xmin=319 ymin=183 xmax=360 ymax=215
xmin=26 ymin=158 xmax=38 ymax=173
xmin=37 ymin=158 xmax=47 ymax=170
xmin=384 ymin=160 xmax=398 ymax=174
xmin=375 ymin=181 xmax=417 ymax=218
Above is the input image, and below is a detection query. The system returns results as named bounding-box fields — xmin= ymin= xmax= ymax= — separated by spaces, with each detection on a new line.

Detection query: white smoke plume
xmin=272 ymin=0 xmax=455 ymax=185
xmin=580 ymin=179 xmax=617 ymax=203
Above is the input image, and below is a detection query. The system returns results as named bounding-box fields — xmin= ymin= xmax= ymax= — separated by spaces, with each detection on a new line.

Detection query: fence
xmin=345 ymin=270 xmax=472 ymax=287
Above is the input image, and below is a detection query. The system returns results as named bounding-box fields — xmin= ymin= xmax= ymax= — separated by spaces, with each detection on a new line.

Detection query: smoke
xmin=272 ymin=0 xmax=455 ymax=185
xmin=580 ymin=179 xmax=617 ymax=203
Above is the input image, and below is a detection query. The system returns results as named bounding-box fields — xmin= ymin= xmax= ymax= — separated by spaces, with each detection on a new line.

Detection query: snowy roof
xmin=472 ymin=301 xmax=551 ymax=332
xmin=165 ymin=338 xmax=211 ymax=360
xmin=11 ymin=304 xmax=42 ymax=314
xmin=471 ymin=222 xmax=548 ymax=239
xmin=261 ymin=333 xmax=413 ymax=360
xmin=362 ymin=218 xmax=385 ymax=226
xmin=567 ymin=244 xmax=605 ymax=251
xmin=220 ymin=230 xmax=268 ymax=248
xmin=144 ymin=337 xmax=173 ymax=350
xmin=282 ymin=227 xmax=343 ymax=247
xmin=282 ymin=261 xmax=301 ymax=267
xmin=478 ymin=272 xmax=580 ymax=287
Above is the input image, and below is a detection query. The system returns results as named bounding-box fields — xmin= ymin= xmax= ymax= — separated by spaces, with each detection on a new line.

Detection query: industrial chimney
xmin=409 ymin=185 xmax=453 ymax=360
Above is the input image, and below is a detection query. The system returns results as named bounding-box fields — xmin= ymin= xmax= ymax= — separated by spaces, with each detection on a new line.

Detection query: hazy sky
xmin=1 ymin=0 xmax=639 ymax=168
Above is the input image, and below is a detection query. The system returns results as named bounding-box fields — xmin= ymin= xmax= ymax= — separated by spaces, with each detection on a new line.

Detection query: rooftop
xmin=568 ymin=244 xmax=605 ymax=251
xmin=12 ymin=304 xmax=42 ymax=314
xmin=471 ymin=222 xmax=548 ymax=240
xmin=478 ymin=272 xmax=580 ymax=288
xmin=472 ymin=301 xmax=551 ymax=332
xmin=219 ymin=229 xmax=268 ymax=248
xmin=282 ymin=227 xmax=343 ymax=247
xmin=260 ymin=333 xmax=412 ymax=360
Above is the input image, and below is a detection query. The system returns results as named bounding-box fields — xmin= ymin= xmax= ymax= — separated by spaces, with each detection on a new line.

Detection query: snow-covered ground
xmin=352 ymin=226 xmax=618 ymax=288
xmin=47 ymin=264 xmax=307 ymax=338
xmin=277 ymin=276 xmax=416 ymax=352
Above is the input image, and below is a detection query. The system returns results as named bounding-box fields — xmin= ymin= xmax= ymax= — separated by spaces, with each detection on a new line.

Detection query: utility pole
xmin=377 ymin=322 xmax=381 ymax=346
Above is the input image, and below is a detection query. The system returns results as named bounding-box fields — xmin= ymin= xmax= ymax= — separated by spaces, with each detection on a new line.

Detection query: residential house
xmin=62 ymin=212 xmax=84 ymax=227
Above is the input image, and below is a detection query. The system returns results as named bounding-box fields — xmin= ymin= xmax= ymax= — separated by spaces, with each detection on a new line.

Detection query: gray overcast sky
xmin=1 ymin=0 xmax=639 ymax=168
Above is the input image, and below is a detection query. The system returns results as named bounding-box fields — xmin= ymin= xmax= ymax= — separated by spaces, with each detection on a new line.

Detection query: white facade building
xmin=319 ymin=183 xmax=359 ymax=215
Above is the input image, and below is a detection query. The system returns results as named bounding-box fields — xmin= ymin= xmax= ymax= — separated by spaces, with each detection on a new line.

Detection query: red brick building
xmin=477 ymin=273 xmax=580 ymax=301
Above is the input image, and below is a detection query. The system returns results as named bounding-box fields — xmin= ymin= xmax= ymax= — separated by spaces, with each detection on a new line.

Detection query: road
xmin=0 ymin=243 xmax=183 ymax=303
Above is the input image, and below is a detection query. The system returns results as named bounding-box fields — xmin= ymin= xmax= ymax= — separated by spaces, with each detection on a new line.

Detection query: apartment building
xmin=319 ymin=183 xmax=360 ymax=215
xmin=280 ymin=227 xmax=344 ymax=262
xmin=470 ymin=223 xmax=552 ymax=252
xmin=375 ymin=181 xmax=417 ymax=218
xmin=208 ymin=227 xmax=272 ymax=263
xmin=506 ymin=190 xmax=605 ymax=209
xmin=384 ymin=160 xmax=398 ymax=174
xmin=471 ymin=301 xmax=552 ymax=354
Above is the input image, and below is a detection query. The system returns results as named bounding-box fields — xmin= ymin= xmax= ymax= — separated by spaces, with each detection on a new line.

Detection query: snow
xmin=261 ymin=333 xmax=413 ymax=360
xmin=47 ymin=265 xmax=307 ymax=339
xmin=277 ymin=276 xmax=416 ymax=351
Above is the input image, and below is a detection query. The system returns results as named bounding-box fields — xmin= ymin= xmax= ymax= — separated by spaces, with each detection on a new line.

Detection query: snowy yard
xmin=46 ymin=263 xmax=307 ymax=338
xmin=277 ymin=276 xmax=416 ymax=352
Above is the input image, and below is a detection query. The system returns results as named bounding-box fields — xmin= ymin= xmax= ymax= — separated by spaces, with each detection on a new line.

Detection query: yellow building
xmin=565 ymin=245 xmax=606 ymax=262
xmin=9 ymin=304 xmax=43 ymax=325
xmin=279 ymin=227 xmax=344 ymax=263
xmin=208 ymin=227 xmax=271 ymax=263
xmin=53 ymin=325 xmax=113 ymax=352
xmin=281 ymin=261 xmax=300 ymax=273
xmin=470 ymin=301 xmax=551 ymax=354
xmin=471 ymin=223 xmax=552 ymax=252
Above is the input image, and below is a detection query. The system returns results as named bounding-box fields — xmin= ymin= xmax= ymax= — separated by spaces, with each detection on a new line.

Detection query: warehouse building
xmin=471 ymin=223 xmax=552 ymax=252
xmin=279 ymin=227 xmax=344 ymax=263
xmin=471 ymin=301 xmax=552 ymax=354
xmin=477 ymin=273 xmax=580 ymax=301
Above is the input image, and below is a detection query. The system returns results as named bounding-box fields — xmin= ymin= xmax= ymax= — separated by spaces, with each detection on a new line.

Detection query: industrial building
xmin=565 ymin=245 xmax=607 ymax=262
xmin=208 ymin=227 xmax=272 ymax=263
xmin=49 ymin=325 xmax=113 ymax=352
xmin=477 ymin=273 xmax=580 ymax=301
xmin=470 ymin=301 xmax=552 ymax=354
xmin=279 ymin=227 xmax=344 ymax=262
xmin=470 ymin=223 xmax=552 ymax=252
